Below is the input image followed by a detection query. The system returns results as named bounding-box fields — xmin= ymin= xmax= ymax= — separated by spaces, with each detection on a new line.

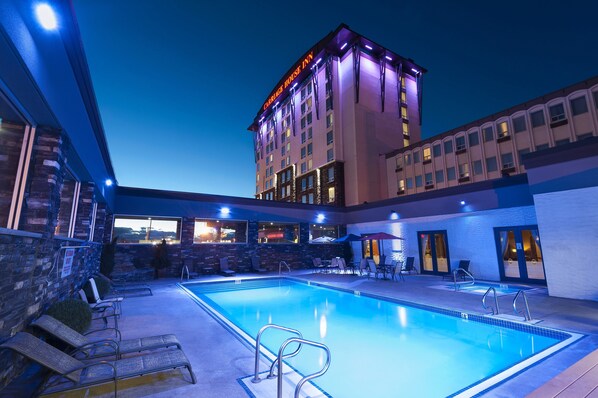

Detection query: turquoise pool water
xmin=443 ymin=281 xmax=539 ymax=295
xmin=184 ymin=278 xmax=570 ymax=397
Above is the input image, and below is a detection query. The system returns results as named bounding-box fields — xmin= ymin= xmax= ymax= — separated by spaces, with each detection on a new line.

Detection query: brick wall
xmin=111 ymin=220 xmax=350 ymax=280
xmin=0 ymin=230 xmax=101 ymax=389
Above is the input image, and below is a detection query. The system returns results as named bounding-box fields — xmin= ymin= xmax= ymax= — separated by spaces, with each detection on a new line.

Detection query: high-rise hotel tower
xmin=249 ymin=24 xmax=426 ymax=206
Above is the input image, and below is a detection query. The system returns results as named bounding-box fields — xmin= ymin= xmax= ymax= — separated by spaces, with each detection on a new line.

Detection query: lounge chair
xmin=337 ymin=258 xmax=347 ymax=274
xmin=32 ymin=315 xmax=181 ymax=360
xmin=391 ymin=261 xmax=405 ymax=282
xmin=328 ymin=258 xmax=340 ymax=273
xmin=88 ymin=278 xmax=124 ymax=313
xmin=96 ymin=273 xmax=152 ymax=297
xmin=219 ymin=257 xmax=236 ymax=277
xmin=0 ymin=332 xmax=196 ymax=396
xmin=442 ymin=260 xmax=472 ymax=281
xmin=358 ymin=258 xmax=368 ymax=276
xmin=251 ymin=256 xmax=268 ymax=273
xmin=78 ymin=289 xmax=120 ymax=329
xmin=312 ymin=258 xmax=326 ymax=273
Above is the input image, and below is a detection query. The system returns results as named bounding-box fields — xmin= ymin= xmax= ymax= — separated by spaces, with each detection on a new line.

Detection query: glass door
xmin=494 ymin=226 xmax=546 ymax=284
xmin=418 ymin=231 xmax=450 ymax=275
xmin=362 ymin=240 xmax=380 ymax=264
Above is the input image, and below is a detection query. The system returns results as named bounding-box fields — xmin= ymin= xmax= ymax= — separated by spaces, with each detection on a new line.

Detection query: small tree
xmin=100 ymin=236 xmax=118 ymax=277
xmin=151 ymin=239 xmax=171 ymax=278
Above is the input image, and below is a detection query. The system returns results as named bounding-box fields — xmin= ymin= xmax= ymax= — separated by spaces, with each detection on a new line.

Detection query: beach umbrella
xmin=332 ymin=233 xmax=362 ymax=243
xmin=359 ymin=232 xmax=404 ymax=256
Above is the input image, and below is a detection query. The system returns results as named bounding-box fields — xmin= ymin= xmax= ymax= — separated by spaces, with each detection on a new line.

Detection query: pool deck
xmin=37 ymin=271 xmax=598 ymax=398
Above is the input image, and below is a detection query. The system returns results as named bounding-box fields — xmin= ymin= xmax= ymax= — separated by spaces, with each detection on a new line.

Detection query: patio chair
xmin=88 ymin=278 xmax=124 ymax=312
xmin=0 ymin=332 xmax=196 ymax=397
xmin=391 ymin=261 xmax=405 ymax=282
xmin=337 ymin=257 xmax=347 ymax=274
xmin=219 ymin=257 xmax=236 ymax=277
xmin=401 ymin=257 xmax=418 ymax=274
xmin=251 ymin=256 xmax=268 ymax=273
xmin=96 ymin=273 xmax=152 ymax=297
xmin=78 ymin=289 xmax=120 ymax=329
xmin=312 ymin=258 xmax=326 ymax=273
xmin=32 ymin=315 xmax=181 ymax=360
xmin=366 ymin=259 xmax=381 ymax=279
xmin=442 ymin=260 xmax=471 ymax=281
xmin=358 ymin=258 xmax=368 ymax=276
xmin=328 ymin=258 xmax=340 ymax=273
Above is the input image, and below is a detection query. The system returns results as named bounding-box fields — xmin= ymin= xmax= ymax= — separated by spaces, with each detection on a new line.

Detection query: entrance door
xmin=418 ymin=231 xmax=450 ymax=275
xmin=362 ymin=240 xmax=380 ymax=264
xmin=494 ymin=226 xmax=546 ymax=284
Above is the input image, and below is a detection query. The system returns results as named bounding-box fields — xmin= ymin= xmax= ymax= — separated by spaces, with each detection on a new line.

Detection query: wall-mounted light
xmin=316 ymin=213 xmax=325 ymax=222
xmin=315 ymin=58 xmax=322 ymax=64
xmin=365 ymin=44 xmax=373 ymax=50
xmin=460 ymin=200 xmax=466 ymax=206
xmin=385 ymin=55 xmax=393 ymax=61
xmin=35 ymin=3 xmax=58 ymax=30
xmin=390 ymin=210 xmax=399 ymax=220
xmin=105 ymin=179 xmax=113 ymax=187
xmin=340 ymin=43 xmax=348 ymax=50
xmin=220 ymin=207 xmax=230 ymax=215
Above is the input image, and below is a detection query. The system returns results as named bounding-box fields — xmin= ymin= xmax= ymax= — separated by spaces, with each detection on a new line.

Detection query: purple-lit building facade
xmin=249 ymin=24 xmax=425 ymax=207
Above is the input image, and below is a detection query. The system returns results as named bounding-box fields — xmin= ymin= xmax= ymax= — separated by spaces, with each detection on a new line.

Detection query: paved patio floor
xmin=37 ymin=271 xmax=598 ymax=397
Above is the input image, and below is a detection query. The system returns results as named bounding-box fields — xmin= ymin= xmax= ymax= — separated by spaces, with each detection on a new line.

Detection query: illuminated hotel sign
xmin=262 ymin=51 xmax=314 ymax=111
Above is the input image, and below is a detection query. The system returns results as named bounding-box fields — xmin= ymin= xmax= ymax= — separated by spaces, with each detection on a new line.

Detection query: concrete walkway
xmin=42 ymin=272 xmax=598 ymax=397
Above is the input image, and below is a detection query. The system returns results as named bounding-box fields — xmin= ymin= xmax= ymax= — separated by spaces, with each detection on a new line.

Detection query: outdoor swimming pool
xmin=183 ymin=278 xmax=576 ymax=397
xmin=433 ymin=281 xmax=541 ymax=295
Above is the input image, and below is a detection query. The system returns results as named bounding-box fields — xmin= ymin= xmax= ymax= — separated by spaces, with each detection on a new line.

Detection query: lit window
xmin=401 ymin=91 xmax=407 ymax=103
xmin=113 ymin=216 xmax=181 ymax=244
xmin=423 ymin=147 xmax=431 ymax=161
xmin=402 ymin=121 xmax=409 ymax=136
xmin=194 ymin=219 xmax=247 ymax=243
xmin=326 ymin=114 xmax=334 ymax=129
xmin=328 ymin=187 xmax=335 ymax=203
xmin=258 ymin=222 xmax=299 ymax=244
xmin=309 ymin=224 xmax=339 ymax=242
xmin=458 ymin=163 xmax=469 ymax=178
xmin=398 ymin=179 xmax=405 ymax=190
xmin=497 ymin=121 xmax=509 ymax=138
xmin=401 ymin=107 xmax=408 ymax=119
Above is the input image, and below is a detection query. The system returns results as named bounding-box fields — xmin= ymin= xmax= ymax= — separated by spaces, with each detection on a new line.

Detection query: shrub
xmin=100 ymin=236 xmax=118 ymax=277
xmin=151 ymin=239 xmax=171 ymax=278
xmin=93 ymin=276 xmax=111 ymax=298
xmin=46 ymin=298 xmax=92 ymax=333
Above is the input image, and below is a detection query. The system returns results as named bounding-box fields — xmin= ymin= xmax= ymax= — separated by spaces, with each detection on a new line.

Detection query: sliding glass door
xmin=418 ymin=231 xmax=450 ymax=275
xmin=494 ymin=226 xmax=546 ymax=284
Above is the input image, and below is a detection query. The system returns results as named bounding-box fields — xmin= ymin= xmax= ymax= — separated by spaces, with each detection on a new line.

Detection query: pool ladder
xmin=482 ymin=287 xmax=500 ymax=315
xmin=279 ymin=261 xmax=291 ymax=275
xmin=452 ymin=268 xmax=475 ymax=291
xmin=252 ymin=323 xmax=331 ymax=398
xmin=482 ymin=287 xmax=533 ymax=321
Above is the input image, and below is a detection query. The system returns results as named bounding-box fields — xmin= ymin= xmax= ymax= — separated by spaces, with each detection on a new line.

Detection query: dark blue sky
xmin=73 ymin=0 xmax=598 ymax=198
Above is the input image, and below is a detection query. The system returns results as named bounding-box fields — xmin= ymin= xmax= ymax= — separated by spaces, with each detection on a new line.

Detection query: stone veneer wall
xmin=0 ymin=230 xmax=101 ymax=389
xmin=112 ymin=219 xmax=350 ymax=280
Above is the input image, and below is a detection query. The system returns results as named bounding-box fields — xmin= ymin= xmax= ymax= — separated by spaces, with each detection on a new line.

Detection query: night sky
xmin=73 ymin=0 xmax=598 ymax=198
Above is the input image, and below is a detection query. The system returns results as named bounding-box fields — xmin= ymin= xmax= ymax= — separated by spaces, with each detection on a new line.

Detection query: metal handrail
xmin=513 ymin=290 xmax=532 ymax=321
xmin=482 ymin=287 xmax=500 ymax=315
xmin=453 ymin=268 xmax=475 ymax=291
xmin=252 ymin=324 xmax=303 ymax=383
xmin=276 ymin=337 xmax=331 ymax=398
xmin=279 ymin=261 xmax=291 ymax=275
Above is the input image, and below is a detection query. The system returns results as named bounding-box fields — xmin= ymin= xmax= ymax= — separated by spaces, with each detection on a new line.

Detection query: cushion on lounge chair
xmin=32 ymin=315 xmax=181 ymax=358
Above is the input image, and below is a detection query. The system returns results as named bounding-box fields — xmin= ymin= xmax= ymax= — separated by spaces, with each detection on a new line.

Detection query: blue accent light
xmin=35 ymin=3 xmax=58 ymax=30
xmin=105 ymin=179 xmax=113 ymax=187
xmin=460 ymin=200 xmax=466 ymax=206
xmin=390 ymin=210 xmax=399 ymax=220
xmin=316 ymin=213 xmax=325 ymax=222
xmin=221 ymin=207 xmax=231 ymax=215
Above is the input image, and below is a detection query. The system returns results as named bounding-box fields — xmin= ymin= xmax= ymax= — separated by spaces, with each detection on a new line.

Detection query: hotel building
xmin=249 ymin=24 xmax=425 ymax=207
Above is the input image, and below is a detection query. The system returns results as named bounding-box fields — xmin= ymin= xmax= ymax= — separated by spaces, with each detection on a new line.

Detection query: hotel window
xmin=486 ymin=156 xmax=498 ymax=172
xmin=406 ymin=178 xmax=413 ymax=189
xmin=308 ymin=175 xmax=314 ymax=188
xmin=473 ymin=160 xmax=483 ymax=175
xmin=327 ymin=131 xmax=333 ymax=145
xmin=281 ymin=172 xmax=286 ymax=184
xmin=307 ymin=143 xmax=313 ymax=156
xmin=301 ymin=116 xmax=306 ymax=129
xmin=435 ymin=170 xmax=444 ymax=183
xmin=570 ymin=96 xmax=588 ymax=116
xmin=483 ymin=126 xmax=494 ymax=142
xmin=301 ymin=195 xmax=307 ymax=203
xmin=446 ymin=167 xmax=456 ymax=181
xmin=458 ymin=163 xmax=469 ymax=178
xmin=404 ymin=153 xmax=411 ymax=165
xmin=468 ymin=131 xmax=480 ymax=146
xmin=398 ymin=179 xmax=405 ymax=191
xmin=307 ymin=127 xmax=313 ymax=140
xmin=301 ymin=147 xmax=306 ymax=159
xmin=194 ymin=219 xmax=247 ymax=244
xmin=415 ymin=175 xmax=422 ymax=187
xmin=301 ymin=131 xmax=306 ymax=143
xmin=497 ymin=121 xmax=509 ymax=138
xmin=455 ymin=136 xmax=466 ymax=151
xmin=309 ymin=224 xmax=339 ymax=242
xmin=396 ymin=156 xmax=403 ymax=169
xmin=413 ymin=151 xmax=420 ymax=163
xmin=306 ymin=112 xmax=312 ymax=125
xmin=549 ymin=103 xmax=566 ymax=123
xmin=281 ymin=145 xmax=286 ymax=156
xmin=280 ymin=159 xmax=285 ymax=169
xmin=501 ymin=153 xmax=514 ymax=169
xmin=301 ymin=162 xmax=307 ymax=174
xmin=326 ymin=97 xmax=333 ymax=111
xmin=401 ymin=91 xmax=407 ymax=103
xmin=326 ymin=114 xmax=334 ymax=129
xmin=55 ymin=170 xmax=81 ymax=238
xmin=433 ymin=144 xmax=441 ymax=158
xmin=327 ymin=148 xmax=334 ymax=162
xmin=401 ymin=107 xmax=408 ymax=119
xmin=308 ymin=159 xmax=312 ymax=170
xmin=308 ymin=193 xmax=314 ymax=204
xmin=518 ymin=148 xmax=530 ymax=163
xmin=402 ymin=121 xmax=409 ymax=136
xmin=327 ymin=167 xmax=334 ymax=182
xmin=113 ymin=216 xmax=181 ymax=244
xmin=423 ymin=147 xmax=431 ymax=161
xmin=301 ymin=178 xmax=307 ymax=191
xmin=513 ymin=116 xmax=526 ymax=133
xmin=593 ymin=91 xmax=598 ymax=109
xmin=530 ymin=110 xmax=545 ymax=127
xmin=328 ymin=187 xmax=335 ymax=203
xmin=443 ymin=140 xmax=453 ymax=154
xmin=301 ymin=101 xmax=307 ymax=115
xmin=425 ymin=172 xmax=433 ymax=186
xmin=258 ymin=222 xmax=299 ymax=244
xmin=281 ymin=131 xmax=286 ymax=143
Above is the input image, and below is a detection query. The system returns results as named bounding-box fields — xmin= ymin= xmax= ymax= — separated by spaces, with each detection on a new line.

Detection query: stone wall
xmin=112 ymin=221 xmax=350 ymax=280
xmin=0 ymin=230 xmax=101 ymax=389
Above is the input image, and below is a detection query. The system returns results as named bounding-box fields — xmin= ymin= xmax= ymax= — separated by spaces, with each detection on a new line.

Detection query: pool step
xmin=239 ymin=370 xmax=327 ymax=398
xmin=489 ymin=313 xmax=542 ymax=324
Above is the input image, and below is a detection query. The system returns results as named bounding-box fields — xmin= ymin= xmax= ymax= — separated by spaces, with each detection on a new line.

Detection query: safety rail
xmin=453 ymin=268 xmax=475 ymax=291
xmin=276 ymin=337 xmax=331 ymax=398
xmin=513 ymin=290 xmax=532 ymax=321
xmin=252 ymin=324 xmax=302 ymax=383
xmin=279 ymin=261 xmax=291 ymax=275
xmin=482 ymin=287 xmax=500 ymax=315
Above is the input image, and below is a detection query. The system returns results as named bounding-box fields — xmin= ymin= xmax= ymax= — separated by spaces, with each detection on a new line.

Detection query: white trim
xmin=9 ymin=125 xmax=36 ymax=229
xmin=89 ymin=201 xmax=98 ymax=242
xmin=67 ymin=181 xmax=81 ymax=238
